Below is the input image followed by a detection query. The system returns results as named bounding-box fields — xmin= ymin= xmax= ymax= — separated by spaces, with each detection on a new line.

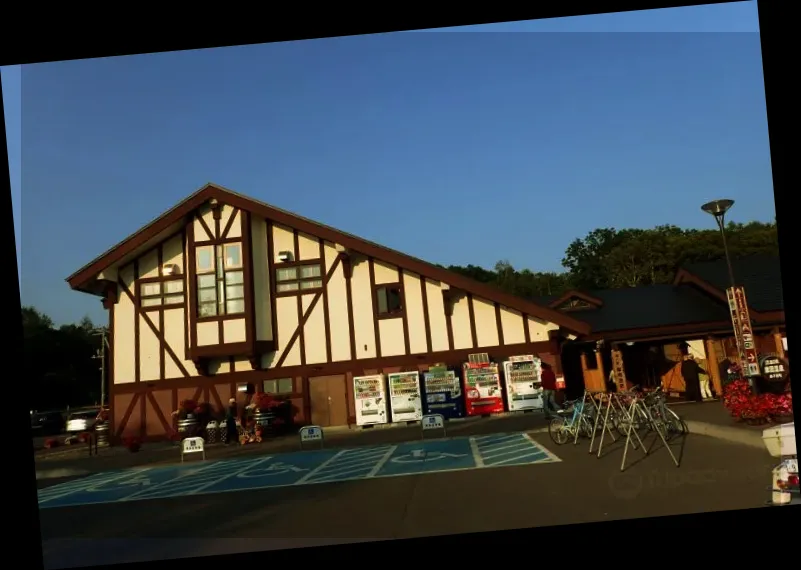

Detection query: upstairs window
xmin=275 ymin=262 xmax=323 ymax=293
xmin=196 ymin=243 xmax=245 ymax=317
xmin=376 ymin=285 xmax=403 ymax=318
xmin=140 ymin=279 xmax=185 ymax=308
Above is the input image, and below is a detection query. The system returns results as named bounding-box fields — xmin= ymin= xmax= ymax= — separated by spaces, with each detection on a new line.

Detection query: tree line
xmin=444 ymin=221 xmax=779 ymax=299
xmin=24 ymin=220 xmax=778 ymax=411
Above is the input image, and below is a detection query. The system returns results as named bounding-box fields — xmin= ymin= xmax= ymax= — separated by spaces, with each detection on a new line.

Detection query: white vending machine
xmin=503 ymin=355 xmax=543 ymax=411
xmin=353 ymin=374 xmax=389 ymax=426
xmin=387 ymin=371 xmax=423 ymax=422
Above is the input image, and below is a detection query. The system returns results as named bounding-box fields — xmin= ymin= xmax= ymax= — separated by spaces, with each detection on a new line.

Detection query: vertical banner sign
xmin=726 ymin=286 xmax=759 ymax=377
xmin=611 ymin=348 xmax=627 ymax=393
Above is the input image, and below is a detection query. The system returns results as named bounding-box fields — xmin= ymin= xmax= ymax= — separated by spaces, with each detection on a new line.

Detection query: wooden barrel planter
xmin=178 ymin=416 xmax=198 ymax=437
xmin=95 ymin=422 xmax=110 ymax=447
xmin=253 ymin=410 xmax=274 ymax=439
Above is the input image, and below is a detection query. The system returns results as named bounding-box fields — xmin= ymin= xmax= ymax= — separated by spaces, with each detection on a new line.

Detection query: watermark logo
xmin=608 ymin=466 xmax=765 ymax=500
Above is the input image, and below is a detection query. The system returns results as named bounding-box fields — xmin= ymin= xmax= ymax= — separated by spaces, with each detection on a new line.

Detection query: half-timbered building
xmin=67 ymin=183 xmax=590 ymax=441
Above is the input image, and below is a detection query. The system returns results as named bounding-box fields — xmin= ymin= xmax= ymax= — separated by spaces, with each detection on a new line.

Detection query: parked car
xmin=30 ymin=411 xmax=66 ymax=436
xmin=65 ymin=408 xmax=101 ymax=434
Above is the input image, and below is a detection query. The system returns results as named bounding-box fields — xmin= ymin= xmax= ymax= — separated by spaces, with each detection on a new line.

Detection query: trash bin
xmin=206 ymin=421 xmax=219 ymax=444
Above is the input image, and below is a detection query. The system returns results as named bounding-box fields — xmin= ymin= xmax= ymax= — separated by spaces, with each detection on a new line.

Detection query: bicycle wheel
xmin=664 ymin=408 xmax=687 ymax=437
xmin=548 ymin=417 xmax=570 ymax=445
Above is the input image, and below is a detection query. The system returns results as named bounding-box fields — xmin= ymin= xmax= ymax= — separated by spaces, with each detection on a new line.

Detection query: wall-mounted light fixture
xmin=163 ymin=264 xmax=181 ymax=276
xmin=278 ymin=251 xmax=293 ymax=262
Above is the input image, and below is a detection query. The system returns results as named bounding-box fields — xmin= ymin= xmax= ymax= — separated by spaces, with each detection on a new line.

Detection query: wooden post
xmin=773 ymin=327 xmax=785 ymax=359
xmin=705 ymin=338 xmax=723 ymax=398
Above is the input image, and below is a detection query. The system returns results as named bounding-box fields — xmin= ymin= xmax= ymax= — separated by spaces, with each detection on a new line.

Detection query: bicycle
xmin=642 ymin=387 xmax=687 ymax=438
xmin=548 ymin=399 xmax=595 ymax=445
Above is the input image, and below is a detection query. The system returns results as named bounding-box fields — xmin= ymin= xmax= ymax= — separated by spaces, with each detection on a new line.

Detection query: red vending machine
xmin=462 ymin=353 xmax=505 ymax=416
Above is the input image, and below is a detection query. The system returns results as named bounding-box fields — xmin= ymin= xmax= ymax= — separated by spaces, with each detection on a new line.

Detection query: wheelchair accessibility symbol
xmin=391 ymin=449 xmax=468 ymax=464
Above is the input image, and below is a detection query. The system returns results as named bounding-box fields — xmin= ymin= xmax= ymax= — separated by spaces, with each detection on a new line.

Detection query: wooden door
xmin=325 ymin=376 xmax=348 ymax=427
xmin=309 ymin=377 xmax=331 ymax=427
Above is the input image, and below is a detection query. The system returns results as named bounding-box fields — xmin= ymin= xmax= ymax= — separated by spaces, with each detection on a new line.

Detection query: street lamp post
xmin=91 ymin=328 xmax=109 ymax=408
xmin=701 ymin=199 xmax=737 ymax=288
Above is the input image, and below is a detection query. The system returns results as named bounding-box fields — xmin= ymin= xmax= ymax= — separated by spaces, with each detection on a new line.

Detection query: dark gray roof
xmin=682 ymin=255 xmax=784 ymax=313
xmin=533 ymin=284 xmax=729 ymax=333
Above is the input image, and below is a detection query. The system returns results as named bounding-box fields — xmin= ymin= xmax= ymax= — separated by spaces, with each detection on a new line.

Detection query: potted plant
xmin=122 ymin=436 xmax=142 ymax=453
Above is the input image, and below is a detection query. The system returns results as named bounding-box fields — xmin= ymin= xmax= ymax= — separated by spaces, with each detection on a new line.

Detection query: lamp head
xmin=701 ymin=199 xmax=734 ymax=218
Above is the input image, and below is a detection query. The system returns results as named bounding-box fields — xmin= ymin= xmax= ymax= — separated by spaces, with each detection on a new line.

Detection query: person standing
xmin=224 ymin=398 xmax=238 ymax=445
xmin=540 ymin=362 xmax=560 ymax=420
xmin=698 ymin=367 xmax=714 ymax=400
xmin=681 ymin=354 xmax=705 ymax=403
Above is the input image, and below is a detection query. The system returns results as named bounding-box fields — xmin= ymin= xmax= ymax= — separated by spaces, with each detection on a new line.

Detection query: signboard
xmin=727 ymin=286 xmax=759 ymax=377
xmin=759 ymin=355 xmax=789 ymax=383
xmin=611 ymin=348 xmax=627 ymax=392
xmin=181 ymin=437 xmax=205 ymax=461
xmin=421 ymin=413 xmax=446 ymax=439
xmin=299 ymin=425 xmax=324 ymax=448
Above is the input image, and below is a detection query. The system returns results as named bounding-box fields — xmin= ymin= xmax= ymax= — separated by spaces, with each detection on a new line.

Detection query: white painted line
xmin=294 ymin=450 xmax=348 ymax=484
xmin=479 ymin=440 xmax=533 ymax=456
xmin=304 ymin=459 xmax=383 ymax=480
xmin=316 ymin=451 xmax=388 ymax=470
xmin=475 ymin=434 xmax=524 ymax=447
xmin=523 ymin=433 xmax=562 ymax=462
xmin=366 ymin=446 xmax=397 ymax=477
xmin=485 ymin=450 xmax=549 ymax=466
xmin=38 ymin=468 xmax=154 ymax=505
xmin=481 ymin=445 xmax=541 ymax=462
xmin=185 ymin=455 xmax=275 ymax=496
xmin=468 ymin=437 xmax=485 ymax=467
xmin=119 ymin=457 xmax=253 ymax=501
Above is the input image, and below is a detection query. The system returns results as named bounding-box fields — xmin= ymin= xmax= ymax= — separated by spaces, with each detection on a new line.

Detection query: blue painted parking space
xmin=38 ymin=433 xmax=560 ymax=509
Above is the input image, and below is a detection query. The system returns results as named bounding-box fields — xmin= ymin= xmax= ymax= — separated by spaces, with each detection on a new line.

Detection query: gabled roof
xmin=533 ymin=284 xmax=731 ymax=336
xmin=676 ymin=255 xmax=784 ymax=314
xmin=66 ymin=182 xmax=591 ymax=335
xmin=547 ymin=290 xmax=604 ymax=310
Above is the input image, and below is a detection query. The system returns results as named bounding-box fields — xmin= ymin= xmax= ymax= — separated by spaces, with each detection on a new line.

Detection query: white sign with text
xmin=181 ymin=437 xmax=206 ymax=461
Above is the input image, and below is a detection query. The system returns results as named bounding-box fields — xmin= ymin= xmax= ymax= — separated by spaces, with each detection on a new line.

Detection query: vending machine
xmin=502 ymin=355 xmax=543 ymax=412
xmin=387 ymin=371 xmax=423 ymax=422
xmin=422 ymin=365 xmax=465 ymax=419
xmin=353 ymin=374 xmax=389 ymax=426
xmin=462 ymin=354 xmax=505 ymax=416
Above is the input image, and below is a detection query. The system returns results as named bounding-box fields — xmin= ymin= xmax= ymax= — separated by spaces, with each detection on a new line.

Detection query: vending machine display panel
xmin=422 ymin=369 xmax=464 ymax=419
xmin=353 ymin=374 xmax=388 ymax=426
xmin=387 ymin=371 xmax=423 ymax=422
xmin=503 ymin=355 xmax=543 ymax=411
xmin=462 ymin=362 xmax=505 ymax=416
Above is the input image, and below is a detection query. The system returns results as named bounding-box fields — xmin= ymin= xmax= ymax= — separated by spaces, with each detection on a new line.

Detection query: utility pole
xmin=92 ymin=328 xmax=109 ymax=408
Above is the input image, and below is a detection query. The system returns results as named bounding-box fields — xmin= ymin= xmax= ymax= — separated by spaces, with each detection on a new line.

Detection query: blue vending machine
xmin=422 ymin=365 xmax=465 ymax=419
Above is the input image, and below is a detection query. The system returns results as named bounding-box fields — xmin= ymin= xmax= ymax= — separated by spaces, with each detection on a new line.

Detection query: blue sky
xmin=4 ymin=2 xmax=770 ymax=326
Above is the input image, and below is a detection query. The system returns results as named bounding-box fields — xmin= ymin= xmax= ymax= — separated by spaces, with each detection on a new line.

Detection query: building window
xmin=376 ymin=285 xmax=403 ymax=317
xmin=140 ymin=279 xmax=185 ymax=308
xmin=275 ymin=262 xmax=323 ymax=293
xmin=196 ymin=243 xmax=246 ymax=317
xmin=263 ymin=378 xmax=293 ymax=394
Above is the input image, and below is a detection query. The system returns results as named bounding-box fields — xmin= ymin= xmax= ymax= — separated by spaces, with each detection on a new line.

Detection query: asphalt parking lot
xmin=39 ymin=431 xmax=776 ymax=569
